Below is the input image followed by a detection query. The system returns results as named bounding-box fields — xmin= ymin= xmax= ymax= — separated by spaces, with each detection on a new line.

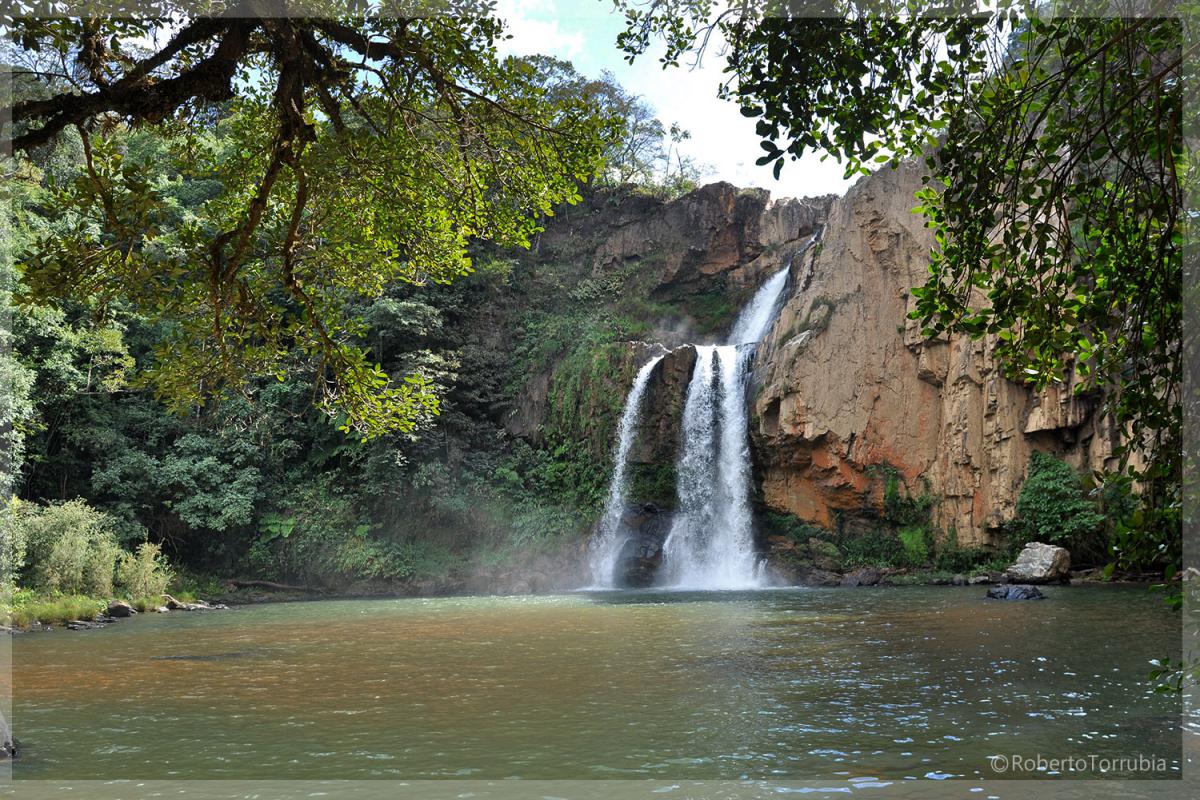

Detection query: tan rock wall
xmin=750 ymin=161 xmax=1124 ymax=546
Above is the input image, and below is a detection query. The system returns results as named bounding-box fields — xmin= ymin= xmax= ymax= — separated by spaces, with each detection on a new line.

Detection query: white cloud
xmin=613 ymin=37 xmax=854 ymax=199
xmin=493 ymin=0 xmax=855 ymax=200
xmin=495 ymin=0 xmax=585 ymax=60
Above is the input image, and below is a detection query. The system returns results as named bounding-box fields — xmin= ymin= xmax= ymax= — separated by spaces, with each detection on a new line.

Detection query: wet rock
xmin=795 ymin=566 xmax=843 ymax=587
xmin=614 ymin=503 xmax=673 ymax=588
xmin=840 ymin=566 xmax=883 ymax=587
xmin=986 ymin=584 xmax=1046 ymax=601
xmin=1004 ymin=542 xmax=1071 ymax=584
xmin=968 ymin=575 xmax=992 ymax=585
xmin=107 ymin=600 xmax=136 ymax=617
xmin=66 ymin=619 xmax=107 ymax=630
xmin=163 ymin=594 xmax=214 ymax=611
xmin=1 ymin=713 xmax=16 ymax=759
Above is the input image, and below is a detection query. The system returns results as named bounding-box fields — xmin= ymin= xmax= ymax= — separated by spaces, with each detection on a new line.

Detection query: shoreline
xmin=5 ymin=567 xmax=1171 ymax=635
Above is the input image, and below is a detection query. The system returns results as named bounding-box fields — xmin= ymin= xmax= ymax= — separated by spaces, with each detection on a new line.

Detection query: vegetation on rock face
xmin=760 ymin=465 xmax=1005 ymax=577
xmin=627 ymin=463 xmax=678 ymax=508
xmin=1012 ymin=452 xmax=1106 ymax=561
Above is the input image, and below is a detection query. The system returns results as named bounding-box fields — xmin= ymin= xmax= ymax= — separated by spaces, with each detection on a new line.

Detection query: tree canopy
xmin=5 ymin=1 xmax=616 ymax=438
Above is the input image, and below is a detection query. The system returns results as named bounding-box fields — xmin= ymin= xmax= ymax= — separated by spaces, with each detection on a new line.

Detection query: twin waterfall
xmin=589 ymin=266 xmax=792 ymax=590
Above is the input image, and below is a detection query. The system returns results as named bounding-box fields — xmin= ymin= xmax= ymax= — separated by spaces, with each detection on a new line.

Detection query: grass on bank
xmin=1 ymin=588 xmax=197 ymax=628
xmin=5 ymin=593 xmax=106 ymax=627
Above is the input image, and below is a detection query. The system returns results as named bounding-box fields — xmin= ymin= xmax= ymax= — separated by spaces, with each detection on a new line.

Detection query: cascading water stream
xmin=660 ymin=264 xmax=793 ymax=588
xmin=727 ymin=265 xmax=791 ymax=345
xmin=588 ymin=354 xmax=665 ymax=587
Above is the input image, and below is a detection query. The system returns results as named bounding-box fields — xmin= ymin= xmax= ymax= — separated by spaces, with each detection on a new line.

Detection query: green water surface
xmin=10 ymin=585 xmax=1183 ymax=781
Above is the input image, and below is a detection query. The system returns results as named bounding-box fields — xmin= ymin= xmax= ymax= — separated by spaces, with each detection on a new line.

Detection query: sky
xmin=493 ymin=0 xmax=857 ymax=201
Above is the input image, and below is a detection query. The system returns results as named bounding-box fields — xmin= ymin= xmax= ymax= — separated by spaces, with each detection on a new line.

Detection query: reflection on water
xmin=12 ymin=585 xmax=1183 ymax=780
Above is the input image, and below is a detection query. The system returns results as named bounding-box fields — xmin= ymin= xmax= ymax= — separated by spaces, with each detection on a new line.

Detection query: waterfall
xmin=661 ymin=265 xmax=792 ymax=589
xmin=588 ymin=354 xmax=665 ymax=587
xmin=727 ymin=266 xmax=791 ymax=345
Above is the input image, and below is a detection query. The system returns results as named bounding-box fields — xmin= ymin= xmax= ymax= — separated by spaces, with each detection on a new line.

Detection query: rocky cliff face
xmin=507 ymin=168 xmax=1121 ymax=554
xmin=589 ymin=182 xmax=831 ymax=297
xmin=507 ymin=183 xmax=833 ymax=446
xmin=749 ymin=161 xmax=1124 ymax=546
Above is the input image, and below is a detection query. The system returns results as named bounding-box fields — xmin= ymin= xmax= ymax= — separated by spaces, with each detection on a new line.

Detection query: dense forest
xmin=4 ymin=54 xmax=720 ymax=602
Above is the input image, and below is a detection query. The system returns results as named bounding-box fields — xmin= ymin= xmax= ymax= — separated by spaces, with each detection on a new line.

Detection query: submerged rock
xmin=986 ymin=584 xmax=1046 ymax=601
xmin=1004 ymin=542 xmax=1070 ymax=584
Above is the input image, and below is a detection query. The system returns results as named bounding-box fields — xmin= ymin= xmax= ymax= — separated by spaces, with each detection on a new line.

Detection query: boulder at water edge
xmin=1004 ymin=542 xmax=1070 ymax=584
xmin=840 ymin=567 xmax=883 ymax=587
xmin=107 ymin=600 xmax=136 ymax=617
xmin=986 ymin=584 xmax=1046 ymax=601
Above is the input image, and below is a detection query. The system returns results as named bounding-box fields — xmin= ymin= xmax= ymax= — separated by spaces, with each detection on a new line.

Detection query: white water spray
xmin=588 ymin=354 xmax=665 ymax=587
xmin=727 ymin=266 xmax=791 ymax=346
xmin=660 ymin=265 xmax=792 ymax=588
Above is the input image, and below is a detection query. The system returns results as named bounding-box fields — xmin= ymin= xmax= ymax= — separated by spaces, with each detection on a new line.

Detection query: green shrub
xmin=833 ymin=528 xmax=908 ymax=568
xmin=169 ymin=569 xmax=224 ymax=600
xmin=897 ymin=525 xmax=931 ymax=566
xmin=761 ymin=511 xmax=826 ymax=544
xmin=933 ymin=527 xmax=998 ymax=574
xmin=880 ymin=468 xmax=933 ymax=526
xmin=117 ymin=542 xmax=174 ymax=600
xmin=2 ymin=500 xmax=25 ymax=585
xmin=1014 ymin=452 xmax=1105 ymax=551
xmin=130 ymin=596 xmax=164 ymax=613
xmin=17 ymin=499 xmax=121 ymax=596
